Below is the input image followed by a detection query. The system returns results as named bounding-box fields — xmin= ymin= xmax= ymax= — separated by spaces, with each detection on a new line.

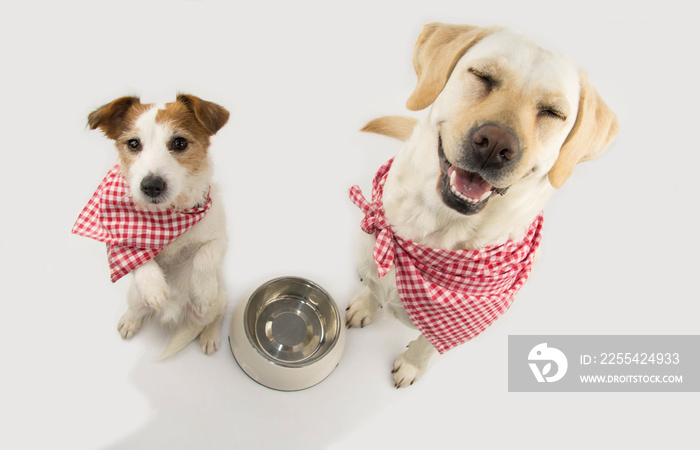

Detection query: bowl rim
xmin=243 ymin=276 xmax=343 ymax=369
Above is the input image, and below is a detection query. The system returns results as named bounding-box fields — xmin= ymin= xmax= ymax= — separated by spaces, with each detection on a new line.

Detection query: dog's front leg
xmin=346 ymin=285 xmax=382 ymax=328
xmin=392 ymin=334 xmax=437 ymax=388
xmin=189 ymin=238 xmax=226 ymax=317
xmin=133 ymin=259 xmax=169 ymax=310
xmin=189 ymin=238 xmax=227 ymax=354
xmin=118 ymin=259 xmax=169 ymax=339
xmin=346 ymin=268 xmax=393 ymax=328
xmin=346 ymin=230 xmax=386 ymax=328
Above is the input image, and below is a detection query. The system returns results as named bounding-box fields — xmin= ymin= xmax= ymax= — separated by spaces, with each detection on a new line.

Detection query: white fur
xmin=114 ymin=103 xmax=227 ymax=358
xmin=347 ymin=29 xmax=584 ymax=387
xmin=127 ymin=105 xmax=212 ymax=211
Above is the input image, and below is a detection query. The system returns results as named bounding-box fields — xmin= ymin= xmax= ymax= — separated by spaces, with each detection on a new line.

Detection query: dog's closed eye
xmin=537 ymin=106 xmax=567 ymax=121
xmin=469 ymin=68 xmax=497 ymax=91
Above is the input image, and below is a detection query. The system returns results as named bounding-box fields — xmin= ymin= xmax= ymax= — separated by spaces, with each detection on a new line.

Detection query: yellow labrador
xmin=346 ymin=23 xmax=618 ymax=387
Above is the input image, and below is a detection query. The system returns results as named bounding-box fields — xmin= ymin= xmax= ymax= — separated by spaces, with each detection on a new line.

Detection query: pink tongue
xmin=449 ymin=166 xmax=492 ymax=199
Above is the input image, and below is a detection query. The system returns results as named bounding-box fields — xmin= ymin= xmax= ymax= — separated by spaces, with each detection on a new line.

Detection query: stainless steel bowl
xmin=229 ymin=277 xmax=345 ymax=391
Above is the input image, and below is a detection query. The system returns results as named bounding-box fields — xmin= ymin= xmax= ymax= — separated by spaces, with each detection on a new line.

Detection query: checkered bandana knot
xmin=72 ymin=165 xmax=211 ymax=283
xmin=349 ymin=158 xmax=543 ymax=353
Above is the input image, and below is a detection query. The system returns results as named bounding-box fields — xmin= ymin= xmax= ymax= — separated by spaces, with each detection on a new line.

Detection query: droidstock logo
xmin=528 ymin=343 xmax=568 ymax=383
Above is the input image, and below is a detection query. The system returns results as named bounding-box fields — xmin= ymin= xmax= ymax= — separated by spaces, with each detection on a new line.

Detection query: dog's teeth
xmin=452 ymin=185 xmax=475 ymax=203
xmin=449 ymin=170 xmax=487 ymax=204
xmin=450 ymin=180 xmax=481 ymax=204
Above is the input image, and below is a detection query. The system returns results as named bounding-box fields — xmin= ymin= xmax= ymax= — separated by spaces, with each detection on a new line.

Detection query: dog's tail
xmin=361 ymin=116 xmax=418 ymax=142
xmin=157 ymin=321 xmax=205 ymax=360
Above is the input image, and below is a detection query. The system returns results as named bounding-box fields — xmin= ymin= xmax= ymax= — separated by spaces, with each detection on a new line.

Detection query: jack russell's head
xmin=88 ymin=94 xmax=229 ymax=210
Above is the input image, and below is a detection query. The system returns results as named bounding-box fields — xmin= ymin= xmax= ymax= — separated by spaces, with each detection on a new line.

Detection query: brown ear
xmin=548 ymin=72 xmax=619 ymax=189
xmin=176 ymin=94 xmax=230 ymax=135
xmin=87 ymin=96 xmax=141 ymax=140
xmin=361 ymin=116 xmax=418 ymax=142
xmin=406 ymin=23 xmax=496 ymax=111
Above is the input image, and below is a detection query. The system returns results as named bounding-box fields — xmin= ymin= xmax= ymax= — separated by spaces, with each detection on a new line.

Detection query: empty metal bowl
xmin=228 ymin=277 xmax=345 ymax=391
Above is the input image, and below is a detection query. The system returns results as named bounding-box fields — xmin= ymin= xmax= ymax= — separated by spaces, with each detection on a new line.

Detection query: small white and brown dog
xmin=346 ymin=23 xmax=619 ymax=387
xmin=78 ymin=94 xmax=230 ymax=358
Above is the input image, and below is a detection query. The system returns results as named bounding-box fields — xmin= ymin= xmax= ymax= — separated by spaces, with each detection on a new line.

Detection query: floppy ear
xmin=87 ymin=96 xmax=141 ymax=140
xmin=361 ymin=116 xmax=418 ymax=142
xmin=548 ymin=72 xmax=619 ymax=189
xmin=406 ymin=23 xmax=496 ymax=111
xmin=176 ymin=94 xmax=230 ymax=135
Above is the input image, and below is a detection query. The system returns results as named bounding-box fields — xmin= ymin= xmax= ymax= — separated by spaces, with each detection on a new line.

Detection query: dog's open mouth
xmin=438 ymin=138 xmax=508 ymax=215
xmin=447 ymin=165 xmax=494 ymax=204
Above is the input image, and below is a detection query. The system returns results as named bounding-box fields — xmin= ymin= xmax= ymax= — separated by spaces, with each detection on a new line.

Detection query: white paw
xmin=391 ymin=336 xmax=437 ymax=389
xmin=140 ymin=282 xmax=169 ymax=310
xmin=118 ymin=314 xmax=143 ymax=339
xmin=345 ymin=288 xmax=381 ymax=328
xmin=134 ymin=261 xmax=169 ymax=310
xmin=199 ymin=322 xmax=221 ymax=355
xmin=392 ymin=352 xmax=427 ymax=388
xmin=200 ymin=334 xmax=220 ymax=355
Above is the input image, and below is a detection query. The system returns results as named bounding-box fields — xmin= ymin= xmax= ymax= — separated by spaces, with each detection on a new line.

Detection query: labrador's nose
xmin=470 ymin=124 xmax=521 ymax=170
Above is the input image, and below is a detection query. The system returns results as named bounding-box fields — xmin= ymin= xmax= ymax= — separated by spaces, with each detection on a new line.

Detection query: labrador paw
xmin=391 ymin=336 xmax=436 ymax=388
xmin=392 ymin=352 xmax=427 ymax=388
xmin=345 ymin=287 xmax=381 ymax=329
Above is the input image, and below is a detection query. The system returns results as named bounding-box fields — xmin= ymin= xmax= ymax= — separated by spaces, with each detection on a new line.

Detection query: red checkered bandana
xmin=72 ymin=165 xmax=211 ymax=283
xmin=349 ymin=158 xmax=543 ymax=353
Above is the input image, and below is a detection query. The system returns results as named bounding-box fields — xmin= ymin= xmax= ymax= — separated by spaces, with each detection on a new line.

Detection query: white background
xmin=2 ymin=1 xmax=697 ymax=448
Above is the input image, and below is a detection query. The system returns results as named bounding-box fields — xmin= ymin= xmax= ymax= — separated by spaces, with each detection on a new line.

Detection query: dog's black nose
xmin=471 ymin=124 xmax=521 ymax=169
xmin=140 ymin=175 xmax=166 ymax=198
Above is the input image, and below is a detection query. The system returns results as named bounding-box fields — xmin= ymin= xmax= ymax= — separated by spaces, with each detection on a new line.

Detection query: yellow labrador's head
xmin=407 ymin=23 xmax=618 ymax=215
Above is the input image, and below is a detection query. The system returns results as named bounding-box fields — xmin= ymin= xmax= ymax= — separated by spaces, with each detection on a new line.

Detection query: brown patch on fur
xmin=88 ymin=97 xmax=153 ymax=174
xmin=155 ymin=94 xmax=229 ymax=174
xmin=88 ymin=97 xmax=150 ymax=140
xmin=155 ymin=102 xmax=211 ymax=174
xmin=361 ymin=116 xmax=418 ymax=142
xmin=88 ymin=94 xmax=229 ymax=177
xmin=176 ymin=94 xmax=229 ymax=135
